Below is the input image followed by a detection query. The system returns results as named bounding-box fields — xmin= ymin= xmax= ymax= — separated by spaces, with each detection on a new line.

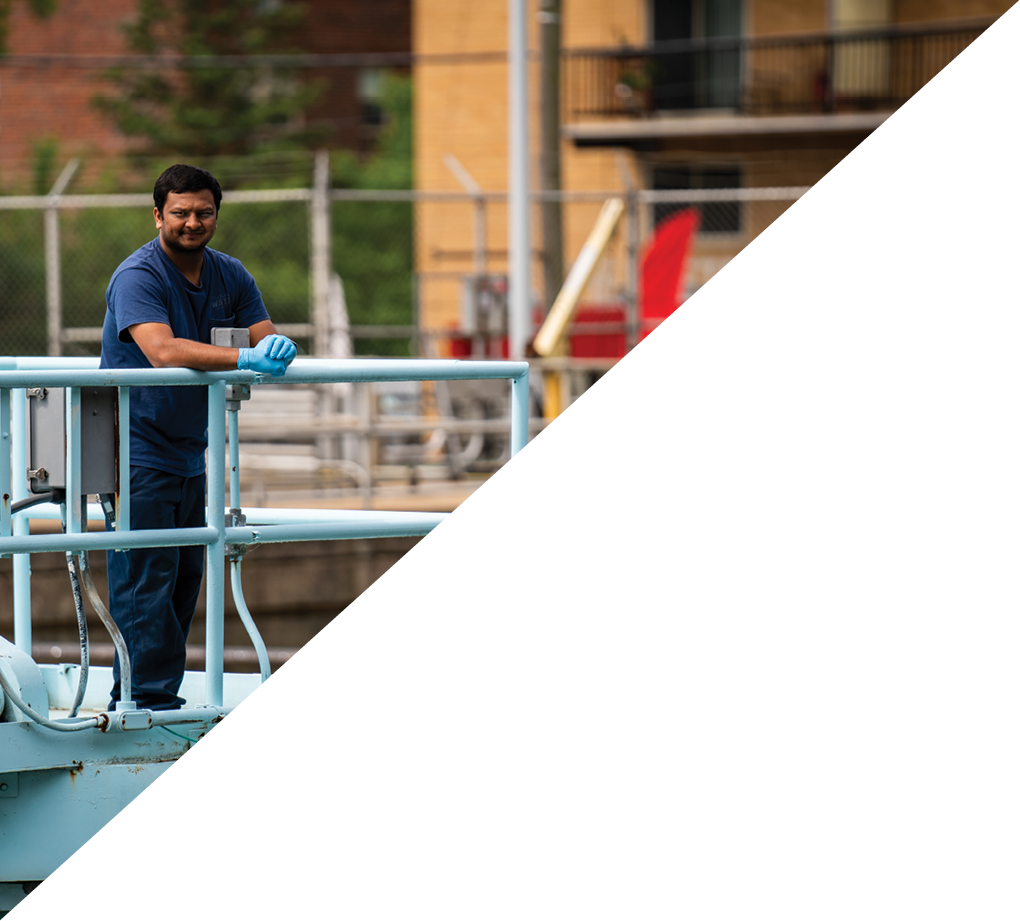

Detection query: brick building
xmin=0 ymin=0 xmax=411 ymax=188
xmin=412 ymin=0 xmax=1013 ymax=351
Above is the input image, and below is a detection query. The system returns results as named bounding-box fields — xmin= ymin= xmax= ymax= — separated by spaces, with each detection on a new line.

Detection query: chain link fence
xmin=0 ymin=182 xmax=807 ymax=360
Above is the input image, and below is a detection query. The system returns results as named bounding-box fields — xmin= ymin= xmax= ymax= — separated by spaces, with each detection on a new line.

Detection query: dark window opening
xmin=653 ymin=166 xmax=742 ymax=235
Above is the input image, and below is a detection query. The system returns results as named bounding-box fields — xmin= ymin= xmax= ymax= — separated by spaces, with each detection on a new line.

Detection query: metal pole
xmin=45 ymin=208 xmax=61 ymax=357
xmin=65 ymin=387 xmax=82 ymax=534
xmin=205 ymin=381 xmax=227 ymax=708
xmin=625 ymin=190 xmax=640 ymax=351
xmin=539 ymin=0 xmax=564 ymax=316
xmin=117 ymin=386 xmax=130 ymax=532
xmin=12 ymin=389 xmax=32 ymax=654
xmin=44 ymin=159 xmax=80 ymax=357
xmin=510 ymin=369 xmax=530 ymax=456
xmin=508 ymin=0 xmax=531 ymax=361
xmin=1 ymin=389 xmax=10 ymax=540
xmin=310 ymin=150 xmax=331 ymax=358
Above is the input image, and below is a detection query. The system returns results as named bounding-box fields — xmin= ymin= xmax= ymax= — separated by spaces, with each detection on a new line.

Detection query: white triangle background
xmin=14 ymin=6 xmax=1020 ymax=917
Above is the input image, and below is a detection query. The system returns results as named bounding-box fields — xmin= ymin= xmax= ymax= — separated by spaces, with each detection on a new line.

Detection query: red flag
xmin=639 ymin=208 xmax=700 ymax=339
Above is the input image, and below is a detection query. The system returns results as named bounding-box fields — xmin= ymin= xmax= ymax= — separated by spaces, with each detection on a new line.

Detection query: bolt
xmin=0 ymin=783 xmax=8 ymax=792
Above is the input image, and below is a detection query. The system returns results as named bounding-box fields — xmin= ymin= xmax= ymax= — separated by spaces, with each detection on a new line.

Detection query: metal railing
xmin=564 ymin=18 xmax=994 ymax=119
xmin=0 ymin=356 xmax=529 ymax=725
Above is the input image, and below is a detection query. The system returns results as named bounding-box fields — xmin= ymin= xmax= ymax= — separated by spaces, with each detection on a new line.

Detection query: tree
xmin=331 ymin=73 xmax=414 ymax=356
xmin=0 ymin=0 xmax=57 ymax=53
xmin=93 ymin=0 xmax=323 ymax=158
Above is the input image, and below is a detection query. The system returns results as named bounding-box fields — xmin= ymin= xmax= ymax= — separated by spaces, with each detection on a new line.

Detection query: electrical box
xmin=28 ymin=387 xmax=118 ymax=495
xmin=460 ymin=274 xmax=508 ymax=336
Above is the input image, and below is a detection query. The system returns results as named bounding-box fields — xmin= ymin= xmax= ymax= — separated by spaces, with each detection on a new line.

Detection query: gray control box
xmin=28 ymin=387 xmax=118 ymax=495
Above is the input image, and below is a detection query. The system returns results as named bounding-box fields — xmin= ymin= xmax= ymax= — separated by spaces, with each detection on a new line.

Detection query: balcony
xmin=563 ymin=18 xmax=994 ymax=146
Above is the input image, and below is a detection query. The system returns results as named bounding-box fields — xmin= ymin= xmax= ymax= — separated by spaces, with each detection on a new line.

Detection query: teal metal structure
xmin=0 ymin=356 xmax=529 ymax=912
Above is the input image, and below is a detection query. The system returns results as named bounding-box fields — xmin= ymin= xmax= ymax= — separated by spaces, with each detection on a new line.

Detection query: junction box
xmin=27 ymin=387 xmax=118 ymax=496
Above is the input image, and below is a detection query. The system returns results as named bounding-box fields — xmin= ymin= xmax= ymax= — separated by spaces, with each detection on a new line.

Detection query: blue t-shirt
xmin=99 ymin=238 xmax=271 ymax=476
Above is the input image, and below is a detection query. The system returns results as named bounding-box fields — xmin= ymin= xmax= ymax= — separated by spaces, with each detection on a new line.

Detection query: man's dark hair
xmin=153 ymin=164 xmax=223 ymax=215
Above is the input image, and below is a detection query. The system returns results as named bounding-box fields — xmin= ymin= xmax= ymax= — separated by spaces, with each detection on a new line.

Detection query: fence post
xmin=625 ymin=190 xmax=640 ymax=352
xmin=44 ymin=159 xmax=80 ymax=357
xmin=310 ymin=150 xmax=331 ymax=358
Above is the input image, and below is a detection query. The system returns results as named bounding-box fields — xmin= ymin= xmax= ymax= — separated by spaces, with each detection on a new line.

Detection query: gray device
xmin=212 ymin=327 xmax=251 ymax=410
xmin=27 ymin=386 xmax=118 ymax=495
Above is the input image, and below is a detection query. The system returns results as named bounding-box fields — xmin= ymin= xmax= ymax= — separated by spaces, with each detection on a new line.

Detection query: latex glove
xmin=264 ymin=334 xmax=297 ymax=365
xmin=237 ymin=335 xmax=294 ymax=376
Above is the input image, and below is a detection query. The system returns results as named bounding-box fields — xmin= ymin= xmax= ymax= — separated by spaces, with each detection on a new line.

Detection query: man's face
xmin=155 ymin=189 xmax=218 ymax=255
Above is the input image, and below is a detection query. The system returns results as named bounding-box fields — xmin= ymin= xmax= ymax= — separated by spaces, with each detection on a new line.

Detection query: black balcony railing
xmin=564 ymin=18 xmax=994 ymax=120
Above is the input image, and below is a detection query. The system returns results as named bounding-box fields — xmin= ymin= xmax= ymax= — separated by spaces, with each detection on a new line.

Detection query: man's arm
xmin=129 ymin=322 xmax=240 ymax=370
xmin=128 ymin=319 xmax=294 ymax=372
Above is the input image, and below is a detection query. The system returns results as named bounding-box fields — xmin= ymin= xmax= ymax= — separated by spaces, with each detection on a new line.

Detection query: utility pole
xmin=539 ymin=0 xmax=564 ymax=317
xmin=508 ymin=0 xmax=531 ymax=361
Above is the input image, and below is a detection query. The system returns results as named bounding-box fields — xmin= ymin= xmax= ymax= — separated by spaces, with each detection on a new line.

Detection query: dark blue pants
xmin=106 ymin=466 xmax=206 ymax=711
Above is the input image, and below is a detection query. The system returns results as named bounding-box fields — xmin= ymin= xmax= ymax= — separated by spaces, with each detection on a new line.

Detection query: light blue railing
xmin=0 ymin=357 xmax=530 ymax=715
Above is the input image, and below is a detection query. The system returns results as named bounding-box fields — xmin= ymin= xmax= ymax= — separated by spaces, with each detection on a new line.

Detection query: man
xmin=99 ymin=163 xmax=297 ymax=711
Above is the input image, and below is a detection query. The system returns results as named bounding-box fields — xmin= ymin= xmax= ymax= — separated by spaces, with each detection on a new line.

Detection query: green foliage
xmin=0 ymin=212 xmax=47 ymax=355
xmin=0 ymin=67 xmax=414 ymax=359
xmin=93 ymin=0 xmax=324 ymax=158
xmin=31 ymin=136 xmax=59 ymax=195
xmin=331 ymin=74 xmax=414 ymax=356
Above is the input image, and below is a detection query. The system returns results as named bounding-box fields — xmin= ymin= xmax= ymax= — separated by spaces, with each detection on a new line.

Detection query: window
xmin=652 ymin=0 xmax=743 ymax=110
xmin=357 ymin=69 xmax=386 ymax=126
xmin=653 ymin=165 xmax=742 ymax=235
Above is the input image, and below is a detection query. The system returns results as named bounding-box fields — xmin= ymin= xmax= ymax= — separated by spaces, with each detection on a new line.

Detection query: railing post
xmin=1 ymin=389 xmax=10 ymax=541
xmin=117 ymin=386 xmax=131 ymax=533
xmin=205 ymin=380 xmax=227 ymax=708
xmin=511 ymin=367 xmax=530 ymax=457
xmin=65 ymin=386 xmax=82 ymax=535
xmin=12 ymin=388 xmax=32 ymax=655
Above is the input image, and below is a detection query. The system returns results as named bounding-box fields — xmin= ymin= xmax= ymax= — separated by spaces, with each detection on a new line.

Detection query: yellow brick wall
xmin=413 ymin=0 xmax=1009 ymax=343
xmin=750 ymin=0 xmax=827 ymax=35
xmin=895 ymin=0 xmax=1013 ymax=22
xmin=414 ymin=0 xmax=646 ymax=346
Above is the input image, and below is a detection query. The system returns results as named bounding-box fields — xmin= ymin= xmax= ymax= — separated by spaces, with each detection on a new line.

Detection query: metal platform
xmin=0 ymin=356 xmax=530 ymax=914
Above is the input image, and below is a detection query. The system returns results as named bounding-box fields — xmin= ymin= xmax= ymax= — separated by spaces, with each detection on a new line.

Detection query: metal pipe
xmin=117 ymin=385 xmax=130 ymax=534
xmin=228 ymin=407 xmax=242 ymax=511
xmin=205 ymin=381 xmax=227 ymax=708
xmin=12 ymin=388 xmax=32 ymax=655
xmin=0 ymin=526 xmax=219 ymax=555
xmin=508 ymin=0 xmax=531 ymax=361
xmin=65 ymin=387 xmax=83 ymax=534
xmin=1 ymin=388 xmax=10 ymax=539
xmin=223 ymin=517 xmax=444 ymax=546
xmin=511 ymin=368 xmax=530 ymax=456
xmin=230 ymin=560 xmax=271 ymax=682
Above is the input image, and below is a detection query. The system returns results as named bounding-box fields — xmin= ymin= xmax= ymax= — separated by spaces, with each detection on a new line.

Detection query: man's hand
xmin=238 ymin=335 xmax=297 ymax=376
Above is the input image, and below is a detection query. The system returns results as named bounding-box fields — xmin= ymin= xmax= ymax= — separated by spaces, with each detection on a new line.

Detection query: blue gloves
xmin=237 ymin=335 xmax=298 ymax=376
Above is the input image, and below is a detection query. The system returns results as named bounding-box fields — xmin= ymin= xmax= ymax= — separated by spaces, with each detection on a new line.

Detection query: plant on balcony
xmin=614 ymin=60 xmax=654 ymax=115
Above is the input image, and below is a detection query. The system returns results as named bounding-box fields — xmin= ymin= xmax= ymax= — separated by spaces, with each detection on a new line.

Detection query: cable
xmin=62 ymin=500 xmax=89 ymax=719
xmin=11 ymin=490 xmax=57 ymax=514
xmin=77 ymin=551 xmax=133 ymax=705
xmin=0 ymin=666 xmax=105 ymax=732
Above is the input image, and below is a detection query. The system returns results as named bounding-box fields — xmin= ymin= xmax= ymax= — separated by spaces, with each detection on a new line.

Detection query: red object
xmin=639 ymin=208 xmax=699 ymax=340
xmin=570 ymin=304 xmax=627 ymax=358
